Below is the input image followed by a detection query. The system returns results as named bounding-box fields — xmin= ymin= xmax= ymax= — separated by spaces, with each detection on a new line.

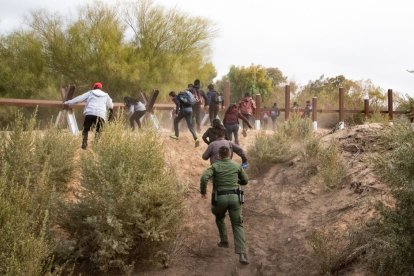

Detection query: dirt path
xmin=143 ymin=126 xmax=388 ymax=276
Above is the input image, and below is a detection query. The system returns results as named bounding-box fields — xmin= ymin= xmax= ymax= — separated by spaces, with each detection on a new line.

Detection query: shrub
xmin=301 ymin=137 xmax=320 ymax=176
xmin=318 ymin=144 xmax=345 ymax=190
xmin=59 ymin=120 xmax=185 ymax=273
xmin=282 ymin=113 xmax=313 ymax=140
xmin=366 ymin=122 xmax=414 ymax=274
xmin=0 ymin=111 xmax=78 ymax=275
xmin=247 ymin=131 xmax=295 ymax=175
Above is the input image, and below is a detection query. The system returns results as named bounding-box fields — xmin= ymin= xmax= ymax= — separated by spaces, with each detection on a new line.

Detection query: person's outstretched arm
xmin=231 ymin=142 xmax=247 ymax=163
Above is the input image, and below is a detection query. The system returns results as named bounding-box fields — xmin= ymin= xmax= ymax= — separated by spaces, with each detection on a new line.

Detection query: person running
xmin=123 ymin=96 xmax=146 ymax=130
xmin=169 ymin=90 xmax=200 ymax=147
xmin=64 ymin=82 xmax=113 ymax=149
xmin=202 ymin=118 xmax=227 ymax=145
xmin=238 ymin=92 xmax=256 ymax=137
xmin=206 ymin=84 xmax=223 ymax=125
xmin=223 ymin=103 xmax=252 ymax=145
xmin=270 ymin=102 xmax=280 ymax=131
xmin=200 ymin=146 xmax=250 ymax=265
xmin=202 ymin=130 xmax=248 ymax=168
xmin=192 ymin=79 xmax=208 ymax=132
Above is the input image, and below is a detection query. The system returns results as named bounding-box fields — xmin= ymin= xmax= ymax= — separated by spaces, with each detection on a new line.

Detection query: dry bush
xmin=58 ymin=119 xmax=186 ymax=273
xmin=0 ymin=111 xmax=77 ymax=275
xmin=301 ymin=137 xmax=320 ymax=176
xmin=247 ymin=131 xmax=295 ymax=175
xmin=365 ymin=122 xmax=414 ymax=274
xmin=318 ymin=144 xmax=345 ymax=190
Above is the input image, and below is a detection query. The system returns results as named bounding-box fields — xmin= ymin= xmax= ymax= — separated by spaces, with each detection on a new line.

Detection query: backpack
xmin=178 ymin=90 xmax=196 ymax=107
xmin=270 ymin=108 xmax=279 ymax=118
xmin=194 ymin=90 xmax=204 ymax=105
xmin=210 ymin=91 xmax=222 ymax=105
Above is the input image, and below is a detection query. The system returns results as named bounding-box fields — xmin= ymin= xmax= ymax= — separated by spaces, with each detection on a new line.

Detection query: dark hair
xmin=212 ymin=118 xmax=222 ymax=128
xmin=187 ymin=84 xmax=194 ymax=89
xmin=194 ymin=79 xmax=201 ymax=89
xmin=219 ymin=146 xmax=230 ymax=159
xmin=208 ymin=84 xmax=214 ymax=90
xmin=169 ymin=91 xmax=176 ymax=97
xmin=124 ymin=96 xmax=137 ymax=107
xmin=244 ymin=92 xmax=251 ymax=97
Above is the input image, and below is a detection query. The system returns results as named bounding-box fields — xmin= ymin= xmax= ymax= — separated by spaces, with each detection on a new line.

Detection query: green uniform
xmin=200 ymin=158 xmax=249 ymax=254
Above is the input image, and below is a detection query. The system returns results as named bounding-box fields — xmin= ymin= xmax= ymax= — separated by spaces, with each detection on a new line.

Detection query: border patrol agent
xmin=200 ymin=146 xmax=249 ymax=264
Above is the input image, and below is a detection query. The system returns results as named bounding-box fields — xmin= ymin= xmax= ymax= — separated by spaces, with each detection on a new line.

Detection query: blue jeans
xmin=225 ymin=123 xmax=240 ymax=145
xmin=174 ymin=108 xmax=197 ymax=140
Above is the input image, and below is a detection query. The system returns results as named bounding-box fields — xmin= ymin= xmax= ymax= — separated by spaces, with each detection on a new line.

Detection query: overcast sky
xmin=1 ymin=0 xmax=414 ymax=96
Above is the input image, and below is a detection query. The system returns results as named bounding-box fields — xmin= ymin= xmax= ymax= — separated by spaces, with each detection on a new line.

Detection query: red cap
xmin=93 ymin=82 xmax=102 ymax=89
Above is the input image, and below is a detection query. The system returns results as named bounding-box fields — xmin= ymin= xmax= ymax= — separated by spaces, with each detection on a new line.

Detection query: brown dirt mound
xmin=142 ymin=124 xmax=389 ymax=275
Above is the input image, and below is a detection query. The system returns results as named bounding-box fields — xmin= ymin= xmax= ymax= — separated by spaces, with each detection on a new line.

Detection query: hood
xmin=91 ymin=89 xmax=108 ymax=97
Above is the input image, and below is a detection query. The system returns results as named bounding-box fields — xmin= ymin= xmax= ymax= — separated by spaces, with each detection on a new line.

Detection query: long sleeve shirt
xmin=64 ymin=89 xmax=113 ymax=120
xmin=202 ymin=138 xmax=247 ymax=164
xmin=200 ymin=158 xmax=249 ymax=195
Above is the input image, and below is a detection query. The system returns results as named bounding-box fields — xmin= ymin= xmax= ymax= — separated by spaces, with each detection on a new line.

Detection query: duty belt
xmin=217 ymin=189 xmax=238 ymax=196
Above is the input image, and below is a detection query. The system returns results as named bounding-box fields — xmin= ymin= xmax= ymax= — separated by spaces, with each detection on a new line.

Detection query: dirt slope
xmin=143 ymin=124 xmax=388 ymax=276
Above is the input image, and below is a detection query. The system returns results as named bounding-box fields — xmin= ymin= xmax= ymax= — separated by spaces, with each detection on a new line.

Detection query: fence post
xmin=255 ymin=94 xmax=261 ymax=130
xmin=312 ymin=97 xmax=317 ymax=130
xmin=339 ymin=87 xmax=345 ymax=129
xmin=285 ymin=85 xmax=290 ymax=121
xmin=388 ymin=89 xmax=393 ymax=123
xmin=364 ymin=98 xmax=370 ymax=121
xmin=224 ymin=81 xmax=231 ymax=109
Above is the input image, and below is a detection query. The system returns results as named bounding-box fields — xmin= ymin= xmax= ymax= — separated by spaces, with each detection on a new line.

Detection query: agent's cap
xmin=93 ymin=82 xmax=103 ymax=89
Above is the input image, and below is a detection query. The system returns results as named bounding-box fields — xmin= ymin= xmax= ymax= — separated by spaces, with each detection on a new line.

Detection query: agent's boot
xmin=81 ymin=133 xmax=88 ymax=150
xmin=239 ymin=253 xmax=249 ymax=265
xmin=217 ymin=241 xmax=229 ymax=248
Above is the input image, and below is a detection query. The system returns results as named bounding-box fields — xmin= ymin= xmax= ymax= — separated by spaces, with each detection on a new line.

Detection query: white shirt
xmin=65 ymin=89 xmax=113 ymax=120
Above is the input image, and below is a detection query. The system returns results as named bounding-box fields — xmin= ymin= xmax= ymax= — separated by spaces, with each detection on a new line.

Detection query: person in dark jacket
xmin=169 ymin=91 xmax=200 ymax=147
xmin=223 ymin=104 xmax=252 ymax=145
xmin=124 ymin=96 xmax=146 ymax=130
xmin=202 ymin=118 xmax=227 ymax=145
xmin=206 ymin=84 xmax=223 ymax=125
xmin=200 ymin=146 xmax=249 ymax=264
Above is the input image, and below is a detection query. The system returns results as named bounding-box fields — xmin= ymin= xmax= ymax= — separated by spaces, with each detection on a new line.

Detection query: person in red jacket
xmin=238 ymin=93 xmax=256 ymax=137
xmin=223 ymin=103 xmax=252 ymax=145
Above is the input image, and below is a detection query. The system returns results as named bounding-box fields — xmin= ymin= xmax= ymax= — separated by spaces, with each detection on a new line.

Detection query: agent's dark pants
xmin=212 ymin=194 xmax=246 ymax=254
xmin=209 ymin=106 xmax=220 ymax=125
xmin=82 ymin=115 xmax=105 ymax=148
xmin=225 ymin=123 xmax=240 ymax=145
xmin=174 ymin=109 xmax=197 ymax=140
xmin=192 ymin=104 xmax=203 ymax=132
xmin=129 ymin=110 xmax=146 ymax=130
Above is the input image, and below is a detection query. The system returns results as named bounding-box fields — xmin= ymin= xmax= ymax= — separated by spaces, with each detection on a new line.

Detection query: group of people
xmin=169 ymin=79 xmax=258 ymax=147
xmin=64 ymin=81 xmax=251 ymax=264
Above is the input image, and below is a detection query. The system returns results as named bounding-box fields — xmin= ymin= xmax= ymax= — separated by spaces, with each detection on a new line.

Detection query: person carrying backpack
xmin=124 ymin=96 xmax=146 ymax=130
xmin=270 ymin=102 xmax=280 ymax=131
xmin=192 ymin=79 xmax=208 ymax=132
xmin=206 ymin=84 xmax=223 ymax=126
xmin=238 ymin=93 xmax=256 ymax=137
xmin=169 ymin=89 xmax=200 ymax=147
xmin=223 ymin=103 xmax=252 ymax=145
xmin=64 ymin=82 xmax=113 ymax=150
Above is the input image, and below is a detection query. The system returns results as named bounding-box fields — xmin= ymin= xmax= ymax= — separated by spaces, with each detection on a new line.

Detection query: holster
xmin=211 ymin=191 xmax=218 ymax=206
xmin=238 ymin=189 xmax=245 ymax=204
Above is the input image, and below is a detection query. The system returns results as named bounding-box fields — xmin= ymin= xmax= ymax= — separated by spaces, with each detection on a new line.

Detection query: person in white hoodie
xmin=64 ymin=82 xmax=114 ymax=149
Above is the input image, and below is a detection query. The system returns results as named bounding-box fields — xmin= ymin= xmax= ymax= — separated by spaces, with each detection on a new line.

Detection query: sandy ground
xmin=136 ymin=123 xmax=389 ymax=276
